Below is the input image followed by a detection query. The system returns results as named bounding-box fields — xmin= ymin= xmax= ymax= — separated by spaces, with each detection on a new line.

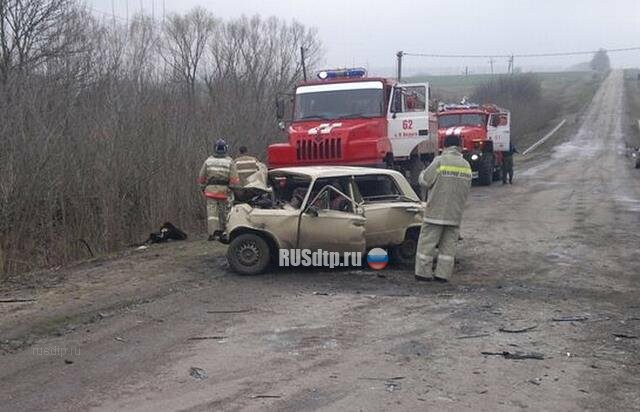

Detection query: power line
xmin=86 ymin=5 xmax=128 ymax=21
xmin=403 ymin=46 xmax=640 ymax=59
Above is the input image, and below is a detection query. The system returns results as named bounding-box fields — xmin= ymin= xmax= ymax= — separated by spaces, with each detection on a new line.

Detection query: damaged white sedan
xmin=220 ymin=166 xmax=423 ymax=274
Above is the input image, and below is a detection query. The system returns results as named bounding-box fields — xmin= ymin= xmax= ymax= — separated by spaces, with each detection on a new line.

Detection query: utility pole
xmin=488 ymin=57 xmax=495 ymax=75
xmin=508 ymin=55 xmax=514 ymax=74
xmin=300 ymin=47 xmax=307 ymax=81
xmin=396 ymin=51 xmax=404 ymax=81
xmin=465 ymin=66 xmax=469 ymax=76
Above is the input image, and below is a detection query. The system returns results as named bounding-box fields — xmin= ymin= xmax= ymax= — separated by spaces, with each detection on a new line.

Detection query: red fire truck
xmin=437 ymin=102 xmax=511 ymax=185
xmin=267 ymin=68 xmax=437 ymax=187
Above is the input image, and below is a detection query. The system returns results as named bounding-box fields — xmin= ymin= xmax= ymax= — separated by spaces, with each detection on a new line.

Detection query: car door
xmin=487 ymin=111 xmax=510 ymax=151
xmin=297 ymin=182 xmax=366 ymax=254
xmin=352 ymin=174 xmax=422 ymax=247
xmin=387 ymin=83 xmax=431 ymax=157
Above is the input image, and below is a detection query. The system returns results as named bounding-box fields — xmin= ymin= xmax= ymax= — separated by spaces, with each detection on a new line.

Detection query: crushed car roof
xmin=271 ymin=166 xmax=406 ymax=179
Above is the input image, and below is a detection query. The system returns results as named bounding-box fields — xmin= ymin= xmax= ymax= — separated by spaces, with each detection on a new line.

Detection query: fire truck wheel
xmin=227 ymin=233 xmax=271 ymax=275
xmin=478 ymin=157 xmax=493 ymax=186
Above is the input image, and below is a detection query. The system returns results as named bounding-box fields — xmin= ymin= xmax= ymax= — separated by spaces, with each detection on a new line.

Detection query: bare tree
xmin=162 ymin=7 xmax=215 ymax=93
xmin=0 ymin=0 xmax=85 ymax=83
xmin=0 ymin=4 xmax=322 ymax=277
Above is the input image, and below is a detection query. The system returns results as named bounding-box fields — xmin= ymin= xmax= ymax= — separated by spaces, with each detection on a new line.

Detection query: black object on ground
xmin=481 ymin=351 xmax=545 ymax=360
xmin=612 ymin=333 xmax=638 ymax=339
xmin=551 ymin=315 xmax=588 ymax=322
xmin=206 ymin=309 xmax=252 ymax=314
xmin=0 ymin=298 xmax=36 ymax=303
xmin=189 ymin=367 xmax=208 ymax=380
xmin=499 ymin=324 xmax=538 ymax=333
xmin=145 ymin=222 xmax=188 ymax=245
xmin=188 ymin=336 xmax=227 ymax=340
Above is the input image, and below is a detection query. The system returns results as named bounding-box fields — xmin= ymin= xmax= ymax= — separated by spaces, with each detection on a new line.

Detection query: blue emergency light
xmin=317 ymin=67 xmax=367 ymax=80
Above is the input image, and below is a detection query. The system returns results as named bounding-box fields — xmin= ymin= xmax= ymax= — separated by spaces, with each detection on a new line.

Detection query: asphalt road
xmin=1 ymin=71 xmax=639 ymax=412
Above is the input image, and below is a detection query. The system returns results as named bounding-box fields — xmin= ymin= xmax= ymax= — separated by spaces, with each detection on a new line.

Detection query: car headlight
xmin=471 ymin=154 xmax=479 ymax=161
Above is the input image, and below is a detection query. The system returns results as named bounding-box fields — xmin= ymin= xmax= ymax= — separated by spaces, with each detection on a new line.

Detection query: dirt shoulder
xmin=0 ymin=239 xmax=223 ymax=353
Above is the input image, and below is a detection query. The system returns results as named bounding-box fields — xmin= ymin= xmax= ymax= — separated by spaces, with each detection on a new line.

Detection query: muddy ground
xmin=1 ymin=71 xmax=639 ymax=411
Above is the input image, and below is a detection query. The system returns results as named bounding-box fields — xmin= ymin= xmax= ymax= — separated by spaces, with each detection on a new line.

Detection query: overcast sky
xmin=87 ymin=0 xmax=640 ymax=75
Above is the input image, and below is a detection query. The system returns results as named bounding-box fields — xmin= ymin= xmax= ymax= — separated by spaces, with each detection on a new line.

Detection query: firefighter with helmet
xmin=415 ymin=134 xmax=472 ymax=282
xmin=198 ymin=139 xmax=238 ymax=240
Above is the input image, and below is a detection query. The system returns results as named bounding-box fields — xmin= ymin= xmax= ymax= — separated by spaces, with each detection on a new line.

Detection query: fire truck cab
xmin=437 ymin=102 xmax=511 ymax=185
xmin=268 ymin=68 xmax=437 ymax=188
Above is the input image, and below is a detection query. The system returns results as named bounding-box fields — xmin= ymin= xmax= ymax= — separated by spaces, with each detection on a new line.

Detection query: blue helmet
xmin=214 ymin=138 xmax=228 ymax=156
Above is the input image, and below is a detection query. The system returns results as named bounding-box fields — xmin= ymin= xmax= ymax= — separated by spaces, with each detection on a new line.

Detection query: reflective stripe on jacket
xmin=419 ymin=146 xmax=472 ymax=226
xmin=198 ymin=155 xmax=236 ymax=195
xmin=233 ymin=155 xmax=260 ymax=186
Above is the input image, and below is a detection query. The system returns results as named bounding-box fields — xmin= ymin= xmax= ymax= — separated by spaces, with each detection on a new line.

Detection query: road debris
xmin=456 ymin=333 xmax=491 ymax=339
xmin=206 ymin=309 xmax=252 ymax=314
xmin=97 ymin=312 xmax=111 ymax=320
xmin=612 ymin=333 xmax=638 ymax=339
xmin=312 ymin=291 xmax=331 ymax=296
xmin=481 ymin=351 xmax=545 ymax=360
xmin=187 ymin=336 xmax=227 ymax=341
xmin=528 ymin=378 xmax=542 ymax=385
xmin=250 ymin=395 xmax=281 ymax=399
xmin=189 ymin=367 xmax=208 ymax=380
xmin=114 ymin=337 xmax=127 ymax=343
xmin=64 ymin=359 xmax=74 ymax=365
xmin=499 ymin=324 xmax=538 ymax=333
xmin=551 ymin=315 xmax=588 ymax=322
xmin=0 ymin=298 xmax=36 ymax=303
xmin=385 ymin=382 xmax=400 ymax=392
xmin=359 ymin=376 xmax=405 ymax=381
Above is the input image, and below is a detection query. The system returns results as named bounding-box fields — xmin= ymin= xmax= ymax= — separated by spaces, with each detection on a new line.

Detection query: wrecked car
xmin=221 ymin=166 xmax=424 ymax=274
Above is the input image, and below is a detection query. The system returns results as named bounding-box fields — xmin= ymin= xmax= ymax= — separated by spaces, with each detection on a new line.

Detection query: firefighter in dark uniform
xmin=502 ymin=143 xmax=518 ymax=184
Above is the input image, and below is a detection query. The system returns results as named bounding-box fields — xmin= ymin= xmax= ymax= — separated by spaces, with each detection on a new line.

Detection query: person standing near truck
xmin=502 ymin=142 xmax=518 ymax=184
xmin=415 ymin=135 xmax=472 ymax=283
xmin=234 ymin=146 xmax=260 ymax=186
xmin=198 ymin=139 xmax=238 ymax=241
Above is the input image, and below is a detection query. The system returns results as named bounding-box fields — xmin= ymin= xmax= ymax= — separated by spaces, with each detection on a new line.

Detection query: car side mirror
xmin=276 ymin=98 xmax=285 ymax=120
xmin=305 ymin=204 xmax=319 ymax=217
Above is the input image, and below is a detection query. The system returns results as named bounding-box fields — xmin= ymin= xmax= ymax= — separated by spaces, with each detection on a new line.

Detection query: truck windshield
xmin=438 ymin=113 xmax=487 ymax=128
xmin=294 ymin=84 xmax=384 ymax=121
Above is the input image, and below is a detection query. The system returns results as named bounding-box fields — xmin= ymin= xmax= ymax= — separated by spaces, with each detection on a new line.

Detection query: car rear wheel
xmin=227 ymin=233 xmax=271 ymax=275
xmin=390 ymin=232 xmax=418 ymax=267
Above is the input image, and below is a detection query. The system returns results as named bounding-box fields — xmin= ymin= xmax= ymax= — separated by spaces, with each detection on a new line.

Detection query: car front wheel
xmin=227 ymin=233 xmax=271 ymax=275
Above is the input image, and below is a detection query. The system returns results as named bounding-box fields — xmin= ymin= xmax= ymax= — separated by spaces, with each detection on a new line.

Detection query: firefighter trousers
xmin=415 ymin=222 xmax=460 ymax=280
xmin=206 ymin=198 xmax=228 ymax=235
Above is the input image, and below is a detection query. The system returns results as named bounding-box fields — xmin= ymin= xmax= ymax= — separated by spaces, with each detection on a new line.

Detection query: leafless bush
xmin=0 ymin=1 xmax=322 ymax=276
